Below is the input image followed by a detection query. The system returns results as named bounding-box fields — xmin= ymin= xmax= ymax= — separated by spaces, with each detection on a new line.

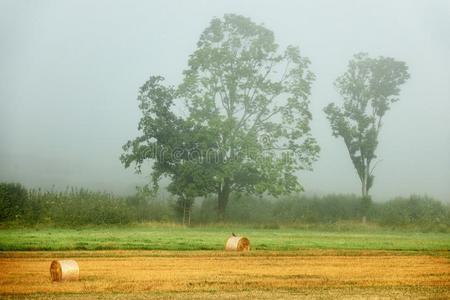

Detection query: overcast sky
xmin=1 ymin=0 xmax=449 ymax=201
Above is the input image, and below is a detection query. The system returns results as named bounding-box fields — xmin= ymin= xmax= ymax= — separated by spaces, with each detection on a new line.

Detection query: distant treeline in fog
xmin=0 ymin=182 xmax=449 ymax=232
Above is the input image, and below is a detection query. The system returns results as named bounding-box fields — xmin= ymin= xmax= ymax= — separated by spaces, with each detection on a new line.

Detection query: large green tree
xmin=324 ymin=53 xmax=410 ymax=199
xmin=121 ymin=76 xmax=216 ymax=223
xmin=122 ymin=14 xmax=319 ymax=219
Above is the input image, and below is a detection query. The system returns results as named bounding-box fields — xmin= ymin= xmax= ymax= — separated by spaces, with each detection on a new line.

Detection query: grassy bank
xmin=1 ymin=224 xmax=449 ymax=251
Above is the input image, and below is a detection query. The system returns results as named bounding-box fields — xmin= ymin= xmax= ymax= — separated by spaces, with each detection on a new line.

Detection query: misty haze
xmin=1 ymin=1 xmax=449 ymax=201
xmin=0 ymin=1 xmax=449 ymax=299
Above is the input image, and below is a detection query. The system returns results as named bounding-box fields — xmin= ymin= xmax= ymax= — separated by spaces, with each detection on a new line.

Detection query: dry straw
xmin=225 ymin=236 xmax=250 ymax=251
xmin=50 ymin=260 xmax=79 ymax=281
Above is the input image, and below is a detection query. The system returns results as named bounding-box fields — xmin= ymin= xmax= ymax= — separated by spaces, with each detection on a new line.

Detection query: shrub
xmin=24 ymin=188 xmax=134 ymax=225
xmin=377 ymin=195 xmax=450 ymax=230
xmin=0 ymin=183 xmax=28 ymax=221
xmin=272 ymin=194 xmax=363 ymax=223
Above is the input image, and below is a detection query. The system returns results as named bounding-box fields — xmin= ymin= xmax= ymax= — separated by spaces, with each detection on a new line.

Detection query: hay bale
xmin=225 ymin=236 xmax=250 ymax=251
xmin=50 ymin=260 xmax=79 ymax=281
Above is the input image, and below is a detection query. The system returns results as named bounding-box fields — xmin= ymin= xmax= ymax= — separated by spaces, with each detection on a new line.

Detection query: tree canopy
xmin=324 ymin=53 xmax=410 ymax=199
xmin=121 ymin=14 xmax=319 ymax=219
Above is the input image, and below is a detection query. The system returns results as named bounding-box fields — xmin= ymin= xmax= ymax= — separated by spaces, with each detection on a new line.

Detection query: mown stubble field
xmin=1 ymin=250 xmax=449 ymax=299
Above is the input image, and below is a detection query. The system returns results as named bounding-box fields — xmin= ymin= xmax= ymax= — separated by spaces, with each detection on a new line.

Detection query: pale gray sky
xmin=1 ymin=0 xmax=449 ymax=201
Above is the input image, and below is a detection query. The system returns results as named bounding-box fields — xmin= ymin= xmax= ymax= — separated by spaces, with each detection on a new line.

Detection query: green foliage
xmin=126 ymin=193 xmax=174 ymax=223
xmin=121 ymin=14 xmax=319 ymax=219
xmin=193 ymin=193 xmax=449 ymax=231
xmin=19 ymin=187 xmax=172 ymax=226
xmin=1 ymin=183 xmax=448 ymax=232
xmin=324 ymin=53 xmax=410 ymax=197
xmin=195 ymin=194 xmax=275 ymax=224
xmin=23 ymin=188 xmax=132 ymax=225
xmin=272 ymin=194 xmax=365 ymax=224
xmin=376 ymin=195 xmax=450 ymax=230
xmin=0 ymin=182 xmax=28 ymax=221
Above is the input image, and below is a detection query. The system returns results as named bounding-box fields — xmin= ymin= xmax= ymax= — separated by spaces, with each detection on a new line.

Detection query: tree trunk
xmin=187 ymin=206 xmax=191 ymax=226
xmin=361 ymin=180 xmax=367 ymax=198
xmin=361 ymin=165 xmax=368 ymax=198
xmin=361 ymin=165 xmax=370 ymax=223
xmin=182 ymin=198 xmax=186 ymax=226
xmin=218 ymin=178 xmax=231 ymax=221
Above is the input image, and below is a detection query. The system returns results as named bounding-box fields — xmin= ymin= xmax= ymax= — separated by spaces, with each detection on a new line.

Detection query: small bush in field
xmin=377 ymin=195 xmax=450 ymax=230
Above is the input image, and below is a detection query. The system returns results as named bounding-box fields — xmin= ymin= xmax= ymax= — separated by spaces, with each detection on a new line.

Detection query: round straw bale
xmin=225 ymin=236 xmax=250 ymax=251
xmin=50 ymin=260 xmax=79 ymax=281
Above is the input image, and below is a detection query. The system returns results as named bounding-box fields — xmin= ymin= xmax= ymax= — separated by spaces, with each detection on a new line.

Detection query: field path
xmin=0 ymin=250 xmax=449 ymax=299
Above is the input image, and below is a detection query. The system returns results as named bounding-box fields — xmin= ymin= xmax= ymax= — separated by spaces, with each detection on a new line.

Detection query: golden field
xmin=0 ymin=250 xmax=449 ymax=299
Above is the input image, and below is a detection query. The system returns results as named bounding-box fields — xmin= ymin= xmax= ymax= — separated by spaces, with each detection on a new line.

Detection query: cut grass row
xmin=1 ymin=225 xmax=449 ymax=251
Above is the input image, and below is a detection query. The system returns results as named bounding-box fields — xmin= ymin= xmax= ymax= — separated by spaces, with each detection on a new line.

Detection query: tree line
xmin=121 ymin=14 xmax=410 ymax=221
xmin=1 ymin=183 xmax=448 ymax=232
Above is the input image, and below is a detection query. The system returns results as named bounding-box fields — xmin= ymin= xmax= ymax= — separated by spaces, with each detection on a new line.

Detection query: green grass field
xmin=1 ymin=224 xmax=449 ymax=251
